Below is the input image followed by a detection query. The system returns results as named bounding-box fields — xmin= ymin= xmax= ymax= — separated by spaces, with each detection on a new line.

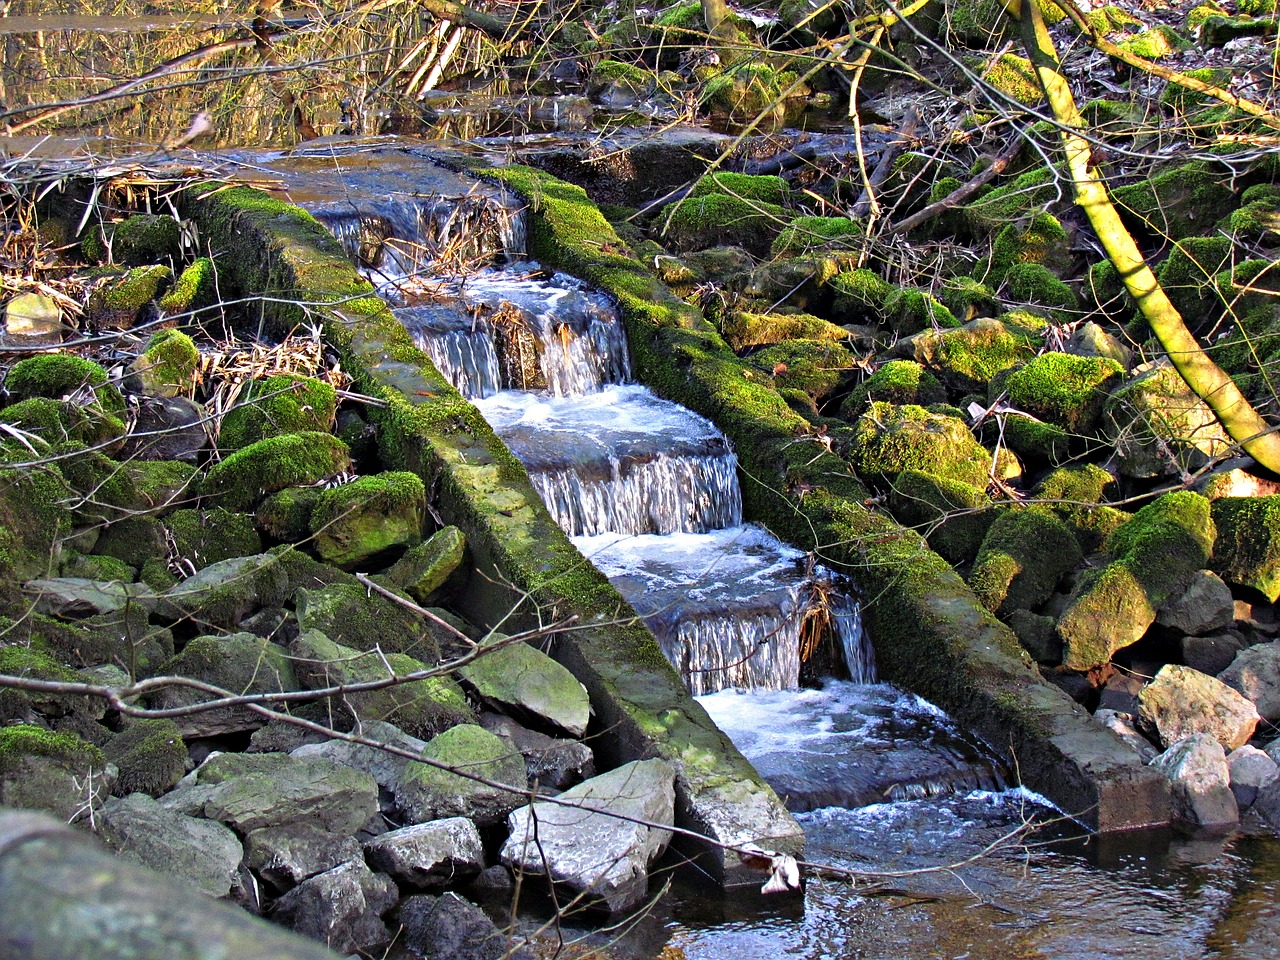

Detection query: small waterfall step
xmin=394 ymin=270 xmax=629 ymax=397
xmin=575 ymin=526 xmax=869 ymax=694
xmin=475 ymin=386 xmax=741 ymax=537
xmin=700 ymin=681 xmax=1008 ymax=811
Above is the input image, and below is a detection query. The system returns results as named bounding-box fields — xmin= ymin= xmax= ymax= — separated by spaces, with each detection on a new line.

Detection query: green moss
xmin=718 ymin=310 xmax=848 ymax=352
xmin=89 ymin=264 xmax=173 ymax=317
xmin=1004 ymin=352 xmax=1123 ymax=432
xmin=132 ymin=329 xmax=200 ymax=398
xmin=309 ymin=471 xmax=426 ymax=568
xmin=771 ymin=216 xmax=864 ymax=257
xmin=905 ymin=317 xmax=1038 ymax=393
xmin=159 ymin=257 xmax=218 ymax=315
xmin=201 ymin=432 xmax=350 ymax=510
xmin=0 ymin=723 xmax=105 ymax=771
xmin=661 ymin=193 xmax=790 ymax=256
xmin=968 ymin=508 xmax=1082 ymax=617
xmin=690 ymin=172 xmax=790 ymax=207
xmin=882 ymin=287 xmax=959 ymax=334
xmin=254 ymin=486 xmax=323 ymax=542
xmin=63 ymin=552 xmax=135 ymax=582
xmin=700 ymin=62 xmax=799 ymax=128
xmin=6 ymin=353 xmax=110 ymax=399
xmin=1118 ymin=25 xmax=1187 ymax=59
xmin=996 ymin=413 xmax=1072 ymax=465
xmin=103 ymin=718 xmax=187 ymax=796
xmin=982 ymin=53 xmax=1044 ymax=106
xmin=1237 ymin=0 xmax=1275 ymax=13
xmin=166 ymin=507 xmax=262 ymax=567
xmin=950 ymin=0 xmax=1065 ymax=45
xmin=1153 ymin=236 xmax=1233 ymax=327
xmin=841 ymin=360 xmax=946 ymax=420
xmin=829 ymin=268 xmax=892 ymax=319
xmin=851 ymin=402 xmax=994 ymax=488
xmin=587 ymin=58 xmax=650 ymax=99
xmin=1031 ymin=463 xmax=1126 ymax=553
xmin=218 ymin=373 xmax=338 ymax=451
xmin=888 ymin=468 xmax=995 ymax=565
xmin=1212 ymin=495 xmax=1280 ymax=600
xmin=1108 ymin=490 xmax=1215 ymax=566
xmin=990 ymin=212 xmax=1068 ymax=278
xmin=1088 ymin=3 xmax=1143 ymax=33
xmin=939 ymin=276 xmax=999 ymax=322
xmin=109 ymin=214 xmax=182 ymax=266
xmin=965 ymin=166 xmax=1058 ymax=234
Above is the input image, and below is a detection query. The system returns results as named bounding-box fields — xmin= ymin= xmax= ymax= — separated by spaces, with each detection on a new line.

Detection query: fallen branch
xmin=885 ymin=136 xmax=1023 ymax=235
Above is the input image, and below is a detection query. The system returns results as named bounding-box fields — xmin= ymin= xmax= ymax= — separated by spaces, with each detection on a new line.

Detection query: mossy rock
xmin=771 ymin=216 xmax=864 ymax=257
xmin=1219 ymin=198 xmax=1280 ymax=245
xmin=981 ymin=53 xmax=1044 ymax=106
xmin=386 ymin=525 xmax=467 ymax=604
xmin=0 ymin=723 xmax=111 ymax=821
xmin=0 ymin=645 xmax=98 ymax=719
xmin=397 ymin=723 xmax=528 ymax=826
xmin=965 ymin=167 xmax=1058 ymax=234
xmin=105 ymin=214 xmax=183 ymax=266
xmin=86 ymin=265 xmax=174 ymax=329
xmin=682 ymin=245 xmax=756 ymax=289
xmin=1002 ymin=352 xmax=1124 ymax=433
xmin=888 ymin=469 xmax=995 ymax=565
xmin=0 ymin=454 xmax=73 ymax=585
xmin=968 ymin=509 xmax=1083 ymax=618
xmin=1058 ymin=491 xmax=1215 ymax=671
xmin=309 ymin=471 xmax=426 ymax=569
xmin=1003 ymin=263 xmax=1080 ymax=316
xmin=949 ymin=0 xmax=1065 ymax=46
xmin=458 ymin=635 xmax=591 ymax=738
xmin=92 ymin=515 xmax=167 ymax=570
xmin=30 ymin=607 xmax=173 ymax=678
xmin=994 ymin=413 xmax=1072 ymax=466
xmin=103 ymin=718 xmax=188 ymax=796
xmin=990 ymin=212 xmax=1070 ymax=279
xmin=881 ymin=287 xmax=959 ymax=335
xmin=850 ymin=402 xmax=995 ymax=488
xmin=289 ymin=628 xmax=474 ymax=740
xmin=747 ymin=339 xmax=854 ymax=404
xmin=689 ymin=172 xmax=790 ymax=207
xmin=660 ymin=193 xmax=791 ymax=257
xmin=1101 ymin=360 xmax=1233 ymax=478
xmin=159 ymin=257 xmax=218 ymax=317
xmin=62 ymin=552 xmax=135 ymax=583
xmin=1154 ymin=236 xmax=1233 ymax=328
xmin=128 ymin=329 xmax=201 ymax=398
xmin=58 ymin=453 xmax=195 ymax=523
xmin=896 ymin=317 xmax=1037 ymax=393
xmin=254 ymin=486 xmax=324 ymax=543
xmin=1112 ymin=160 xmax=1236 ymax=240
xmin=829 ymin=268 xmax=892 ymax=321
xmin=218 ymin=374 xmax=339 ymax=452
xmin=700 ymin=62 xmax=800 ymax=130
xmin=939 ymin=276 xmax=1000 ymax=323
xmin=148 ymin=632 xmax=298 ymax=736
xmin=743 ymin=256 xmax=839 ymax=310
xmin=1118 ymin=25 xmax=1188 ymax=58
xmin=295 ymin=579 xmax=438 ymax=661
xmin=1031 ymin=464 xmax=1127 ymax=553
xmin=201 ymin=432 xmax=350 ymax=511
xmin=4 ymin=353 xmax=125 ymax=421
xmin=840 ymin=360 xmax=946 ymax=421
xmin=586 ymin=59 xmax=652 ymax=105
xmin=718 ymin=310 xmax=848 ymax=352
xmin=155 ymin=553 xmax=293 ymax=630
xmin=166 ymin=507 xmax=263 ymax=568
xmin=1211 ymin=495 xmax=1280 ymax=600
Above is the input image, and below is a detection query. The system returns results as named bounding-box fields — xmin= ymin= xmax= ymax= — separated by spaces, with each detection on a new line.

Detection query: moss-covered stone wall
xmin=178 ymin=181 xmax=803 ymax=885
xmin=479 ymin=165 xmax=1172 ymax=833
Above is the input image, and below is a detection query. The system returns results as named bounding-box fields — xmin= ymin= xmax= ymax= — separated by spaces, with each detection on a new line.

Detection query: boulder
xmin=1102 ymin=358 xmax=1232 ymax=478
xmin=1137 ymin=664 xmax=1260 ymax=750
xmin=291 ymin=720 xmax=428 ymax=792
xmin=1254 ymin=777 xmax=1280 ymax=830
xmin=892 ymin=317 xmax=1035 ymax=394
xmin=1181 ymin=631 xmax=1248 ymax=677
xmin=289 ymin=629 xmax=474 ymax=739
xmin=196 ymin=751 xmax=379 ymax=836
xmin=396 ymin=725 xmax=528 ymax=827
xmin=96 ymin=792 xmax=243 ymax=899
xmin=272 ymin=858 xmax=397 ymax=955
xmin=244 ymin=821 xmax=363 ymax=893
xmin=501 ymin=758 xmax=675 ymax=914
xmin=1194 ymin=458 xmax=1280 ymax=500
xmin=1212 ymin=495 xmax=1280 ymax=601
xmin=1155 ymin=570 xmax=1235 ymax=636
xmin=397 ymin=892 xmax=535 ymax=960
xmin=386 ymin=526 xmax=467 ymax=602
xmin=0 ymin=724 xmax=113 ymax=822
xmin=217 ymin=374 xmax=338 ymax=451
xmin=1226 ymin=745 xmax=1279 ymax=810
xmin=1218 ymin=641 xmax=1280 ymax=721
xmin=967 ymin=508 xmax=1082 ymax=617
xmin=458 ymin=637 xmax=591 ymax=738
xmin=363 ymin=817 xmax=484 ymax=890
xmin=155 ymin=554 xmax=292 ymax=629
xmin=200 ymin=432 xmax=350 ymax=511
xmin=309 ymin=471 xmax=426 ymax=569
xmin=1058 ymin=491 xmax=1215 ymax=671
xmin=295 ymin=580 xmax=437 ymax=660
xmin=851 ymin=402 xmax=1002 ymax=489
xmin=480 ymin=712 xmax=596 ymax=791
xmin=102 ymin=718 xmax=188 ymax=796
xmin=1150 ymin=734 xmax=1239 ymax=828
xmin=1001 ymin=351 xmax=1124 ymax=433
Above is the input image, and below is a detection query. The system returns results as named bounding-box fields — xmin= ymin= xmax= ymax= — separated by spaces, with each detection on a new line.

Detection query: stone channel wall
xmin=473 ymin=165 xmax=1172 ymax=833
xmin=178 ymin=182 xmax=804 ymax=885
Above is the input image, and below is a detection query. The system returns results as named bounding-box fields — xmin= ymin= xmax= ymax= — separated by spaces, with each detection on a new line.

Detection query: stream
xmin=249 ymin=141 xmax=1280 ymax=960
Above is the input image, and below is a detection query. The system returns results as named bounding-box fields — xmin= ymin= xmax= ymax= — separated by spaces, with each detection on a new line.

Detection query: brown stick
xmin=884 ymin=136 xmax=1023 ymax=236
xmin=850 ymin=106 xmax=918 ymax=218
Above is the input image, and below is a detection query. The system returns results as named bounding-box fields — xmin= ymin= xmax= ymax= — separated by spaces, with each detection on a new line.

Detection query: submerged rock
xmin=501 ymin=758 xmax=675 ymax=914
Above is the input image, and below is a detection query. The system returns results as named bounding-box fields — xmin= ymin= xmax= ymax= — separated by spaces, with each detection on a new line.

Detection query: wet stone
xmin=363 ymin=817 xmax=484 ymax=890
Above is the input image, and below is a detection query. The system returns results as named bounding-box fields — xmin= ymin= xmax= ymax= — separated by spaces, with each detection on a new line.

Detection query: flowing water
xmin=252 ymin=142 xmax=1280 ymax=960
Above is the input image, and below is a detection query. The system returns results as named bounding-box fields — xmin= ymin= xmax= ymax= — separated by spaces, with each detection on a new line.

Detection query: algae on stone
xmin=968 ymin=509 xmax=1083 ymax=618
xmin=1212 ymin=495 xmax=1280 ymax=601
xmin=309 ymin=471 xmax=426 ymax=569
xmin=201 ymin=432 xmax=350 ymax=510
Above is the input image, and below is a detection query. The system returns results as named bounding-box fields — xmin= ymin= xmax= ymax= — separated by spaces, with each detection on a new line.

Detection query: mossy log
xmin=0 ymin=811 xmax=341 ymax=960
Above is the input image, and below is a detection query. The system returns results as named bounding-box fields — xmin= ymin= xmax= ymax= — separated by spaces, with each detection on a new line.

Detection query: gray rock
xmin=397 ymin=892 xmax=534 ymax=960
xmin=292 ymin=720 xmax=428 ymax=791
xmin=1219 ymin=641 xmax=1280 ymax=721
xmin=459 ymin=637 xmax=590 ymax=738
xmin=1253 ymin=777 xmax=1280 ymax=830
xmin=1064 ymin=320 xmax=1132 ymax=369
xmin=480 ymin=712 xmax=596 ymax=790
xmin=156 ymin=553 xmax=292 ymax=628
xmin=1094 ymin=709 xmax=1159 ymax=763
xmin=1181 ymin=631 xmax=1248 ymax=677
xmin=501 ymin=758 xmax=675 ymax=914
xmin=272 ymin=858 xmax=396 ymax=955
xmin=363 ymin=817 xmax=484 ymax=890
xmin=1137 ymin=664 xmax=1260 ymax=750
xmin=1227 ymin=745 xmax=1279 ymax=811
xmin=1150 ymin=734 xmax=1239 ymax=828
xmin=197 ymin=752 xmax=379 ymax=836
xmin=1156 ymin=570 xmax=1235 ymax=636
xmin=25 ymin=578 xmax=151 ymax=618
xmin=119 ymin=395 xmax=209 ymax=462
xmin=395 ymin=725 xmax=527 ymax=827
xmin=97 ymin=793 xmax=243 ymax=899
xmin=244 ymin=821 xmax=363 ymax=893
